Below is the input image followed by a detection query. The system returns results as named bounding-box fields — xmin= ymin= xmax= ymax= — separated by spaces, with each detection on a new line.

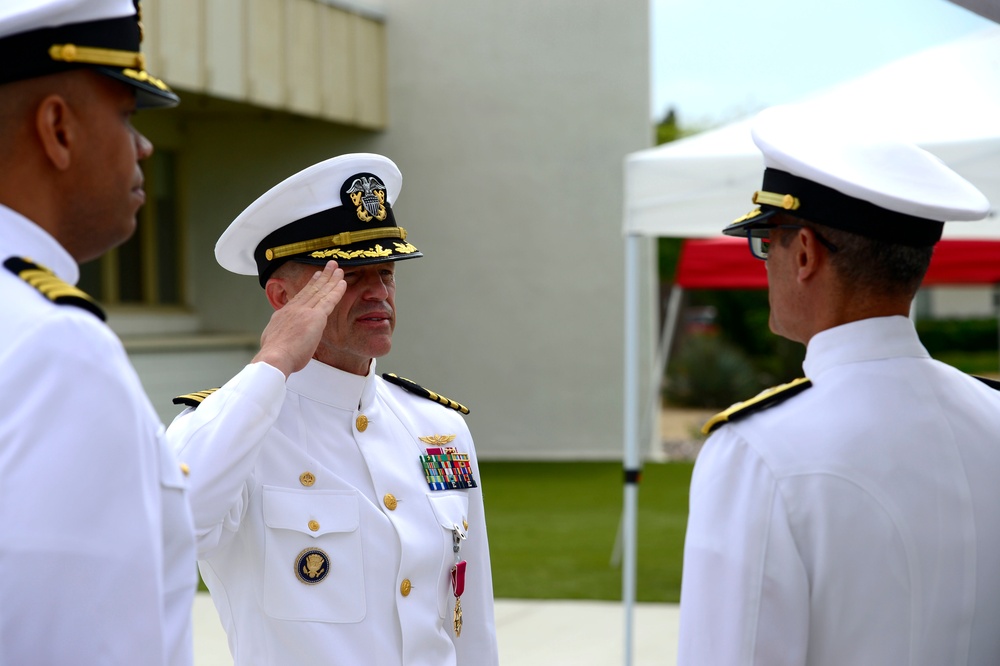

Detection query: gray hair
xmin=777 ymin=215 xmax=933 ymax=299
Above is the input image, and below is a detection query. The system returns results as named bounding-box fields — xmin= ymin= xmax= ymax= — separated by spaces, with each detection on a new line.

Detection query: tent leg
xmin=623 ymin=235 xmax=641 ymax=666
xmin=645 ymin=285 xmax=684 ymax=459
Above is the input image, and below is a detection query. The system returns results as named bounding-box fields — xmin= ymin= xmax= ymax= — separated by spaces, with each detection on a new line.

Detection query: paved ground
xmin=193 ymin=594 xmax=681 ymax=665
xmin=656 ymin=407 xmax=714 ymax=461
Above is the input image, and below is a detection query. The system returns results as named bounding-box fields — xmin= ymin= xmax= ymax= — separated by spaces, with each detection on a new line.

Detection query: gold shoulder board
xmin=382 ymin=373 xmax=470 ymax=415
xmin=973 ymin=375 xmax=1000 ymax=391
xmin=173 ymin=388 xmax=220 ymax=408
xmin=701 ymin=377 xmax=812 ymax=435
xmin=4 ymin=256 xmax=105 ymax=321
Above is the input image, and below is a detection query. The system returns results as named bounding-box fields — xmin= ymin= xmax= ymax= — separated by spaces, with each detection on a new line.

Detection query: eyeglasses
xmin=747 ymin=224 xmax=839 ymax=260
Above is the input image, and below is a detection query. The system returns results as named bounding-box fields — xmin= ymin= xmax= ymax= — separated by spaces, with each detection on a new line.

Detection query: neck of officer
xmin=795 ymin=272 xmax=914 ymax=346
xmin=0 ymin=77 xmax=80 ymax=258
xmin=312 ymin=349 xmax=375 ymax=378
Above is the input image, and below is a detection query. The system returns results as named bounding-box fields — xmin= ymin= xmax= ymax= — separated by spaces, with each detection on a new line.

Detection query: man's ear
xmin=35 ymin=95 xmax=73 ymax=171
xmin=264 ymin=278 xmax=292 ymax=311
xmin=795 ymin=227 xmax=826 ymax=283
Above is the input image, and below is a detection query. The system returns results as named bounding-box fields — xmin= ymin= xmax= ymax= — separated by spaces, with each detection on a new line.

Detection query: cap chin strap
xmin=49 ymin=43 xmax=145 ymax=69
xmin=752 ymin=190 xmax=800 ymax=211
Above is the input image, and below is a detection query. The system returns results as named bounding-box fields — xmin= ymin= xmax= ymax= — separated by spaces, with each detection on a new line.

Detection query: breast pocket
xmin=427 ymin=492 xmax=470 ymax=619
xmin=261 ymin=487 xmax=366 ymax=623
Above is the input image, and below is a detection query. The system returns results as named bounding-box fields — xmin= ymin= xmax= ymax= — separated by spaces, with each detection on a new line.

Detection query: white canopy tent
xmin=617 ymin=26 xmax=1000 ymax=664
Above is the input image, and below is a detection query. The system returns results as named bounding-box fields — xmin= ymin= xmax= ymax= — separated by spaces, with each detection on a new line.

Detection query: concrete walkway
xmin=193 ymin=594 xmax=680 ymax=665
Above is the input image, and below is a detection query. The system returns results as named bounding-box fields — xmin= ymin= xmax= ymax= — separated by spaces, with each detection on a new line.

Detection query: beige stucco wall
xmin=367 ymin=0 xmax=654 ymax=458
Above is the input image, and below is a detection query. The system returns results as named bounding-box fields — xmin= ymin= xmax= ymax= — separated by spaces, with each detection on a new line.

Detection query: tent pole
xmin=623 ymin=234 xmax=641 ymax=666
xmin=649 ymin=284 xmax=684 ymax=451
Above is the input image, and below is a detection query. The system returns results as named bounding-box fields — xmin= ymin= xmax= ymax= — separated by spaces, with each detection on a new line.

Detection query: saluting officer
xmin=167 ymin=153 xmax=499 ymax=666
xmin=677 ymin=106 xmax=1000 ymax=666
xmin=0 ymin=1 xmax=196 ymax=664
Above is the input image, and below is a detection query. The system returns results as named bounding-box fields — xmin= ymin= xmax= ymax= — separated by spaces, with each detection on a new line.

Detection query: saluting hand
xmin=253 ymin=261 xmax=346 ymax=378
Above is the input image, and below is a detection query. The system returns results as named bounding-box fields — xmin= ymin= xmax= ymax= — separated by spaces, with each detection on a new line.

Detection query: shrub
xmin=665 ymin=333 xmax=764 ymax=408
xmin=916 ymin=318 xmax=998 ymax=355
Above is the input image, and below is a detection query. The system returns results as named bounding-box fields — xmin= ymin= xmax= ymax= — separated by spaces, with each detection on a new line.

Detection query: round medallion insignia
xmin=295 ymin=548 xmax=330 ymax=585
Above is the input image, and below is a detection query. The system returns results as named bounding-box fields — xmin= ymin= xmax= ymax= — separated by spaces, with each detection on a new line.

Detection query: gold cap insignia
xmin=345 ymin=175 xmax=388 ymax=223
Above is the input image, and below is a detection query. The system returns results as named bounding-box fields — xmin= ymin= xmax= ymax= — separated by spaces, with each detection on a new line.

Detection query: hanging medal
xmin=451 ymin=525 xmax=467 ymax=636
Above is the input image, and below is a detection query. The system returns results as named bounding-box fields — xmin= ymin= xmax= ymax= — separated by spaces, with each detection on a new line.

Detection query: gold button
xmin=299 ymin=472 xmax=316 ymax=487
xmin=383 ymin=493 xmax=398 ymax=511
xmin=179 ymin=462 xmax=190 ymax=476
xmin=463 ymin=519 xmax=468 ymax=531
xmin=356 ymin=414 xmax=369 ymax=432
xmin=400 ymin=579 xmax=411 ymax=597
xmin=308 ymin=520 xmax=320 ymax=532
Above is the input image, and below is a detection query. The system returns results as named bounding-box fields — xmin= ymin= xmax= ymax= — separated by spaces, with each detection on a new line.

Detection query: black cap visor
xmin=723 ymin=169 xmax=944 ymax=247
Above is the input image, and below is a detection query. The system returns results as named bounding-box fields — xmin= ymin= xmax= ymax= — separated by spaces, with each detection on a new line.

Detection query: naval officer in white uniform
xmin=0 ymin=1 xmax=196 ymax=664
xmin=167 ymin=154 xmax=499 ymax=666
xmin=677 ymin=106 xmax=1000 ymax=666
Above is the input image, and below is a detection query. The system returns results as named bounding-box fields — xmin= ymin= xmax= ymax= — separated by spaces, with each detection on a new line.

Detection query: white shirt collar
xmin=0 ymin=203 xmax=79 ymax=284
xmin=803 ymin=315 xmax=930 ymax=379
xmin=286 ymin=357 xmax=379 ymax=411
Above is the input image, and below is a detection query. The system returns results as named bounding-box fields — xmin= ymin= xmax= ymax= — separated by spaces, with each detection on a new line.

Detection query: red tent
xmin=676 ymin=237 xmax=1000 ymax=289
xmin=654 ymin=235 xmax=1000 ymax=417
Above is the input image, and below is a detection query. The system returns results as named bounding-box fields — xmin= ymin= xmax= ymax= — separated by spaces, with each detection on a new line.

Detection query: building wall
xmin=925 ymin=286 xmax=997 ymax=318
xmin=141 ymin=0 xmax=388 ymax=127
xmin=369 ymin=0 xmax=653 ymax=458
xmin=128 ymin=0 xmax=654 ymax=459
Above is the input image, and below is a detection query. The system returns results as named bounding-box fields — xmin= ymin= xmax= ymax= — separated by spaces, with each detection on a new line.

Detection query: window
xmin=79 ymin=150 xmax=184 ymax=307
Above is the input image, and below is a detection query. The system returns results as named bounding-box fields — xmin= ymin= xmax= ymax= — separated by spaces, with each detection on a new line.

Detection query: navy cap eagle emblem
xmin=345 ymin=175 xmax=388 ymax=223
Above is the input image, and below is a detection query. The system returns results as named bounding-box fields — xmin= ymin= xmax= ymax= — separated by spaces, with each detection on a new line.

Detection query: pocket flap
xmin=427 ymin=493 xmax=469 ymax=531
xmin=263 ymin=487 xmax=359 ymax=536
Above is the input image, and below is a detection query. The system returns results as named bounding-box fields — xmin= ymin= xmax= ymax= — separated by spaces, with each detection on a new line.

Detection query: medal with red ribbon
xmin=451 ymin=526 xmax=467 ymax=636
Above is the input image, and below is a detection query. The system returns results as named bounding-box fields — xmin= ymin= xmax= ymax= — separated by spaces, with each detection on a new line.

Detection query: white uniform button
xmin=383 ymin=493 xmax=398 ymax=511
xmin=308 ymin=520 xmax=320 ymax=532
xmin=400 ymin=579 xmax=412 ymax=597
xmin=356 ymin=414 xmax=368 ymax=432
xmin=300 ymin=472 xmax=316 ymax=487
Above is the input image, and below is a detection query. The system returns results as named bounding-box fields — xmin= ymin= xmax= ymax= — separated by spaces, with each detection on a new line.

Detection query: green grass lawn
xmin=482 ymin=461 xmax=692 ymax=604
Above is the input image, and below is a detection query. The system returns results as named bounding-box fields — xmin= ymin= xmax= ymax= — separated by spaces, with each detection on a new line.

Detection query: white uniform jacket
xmin=678 ymin=316 xmax=1000 ymax=666
xmin=168 ymin=358 xmax=499 ymax=666
xmin=0 ymin=205 xmax=196 ymax=666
